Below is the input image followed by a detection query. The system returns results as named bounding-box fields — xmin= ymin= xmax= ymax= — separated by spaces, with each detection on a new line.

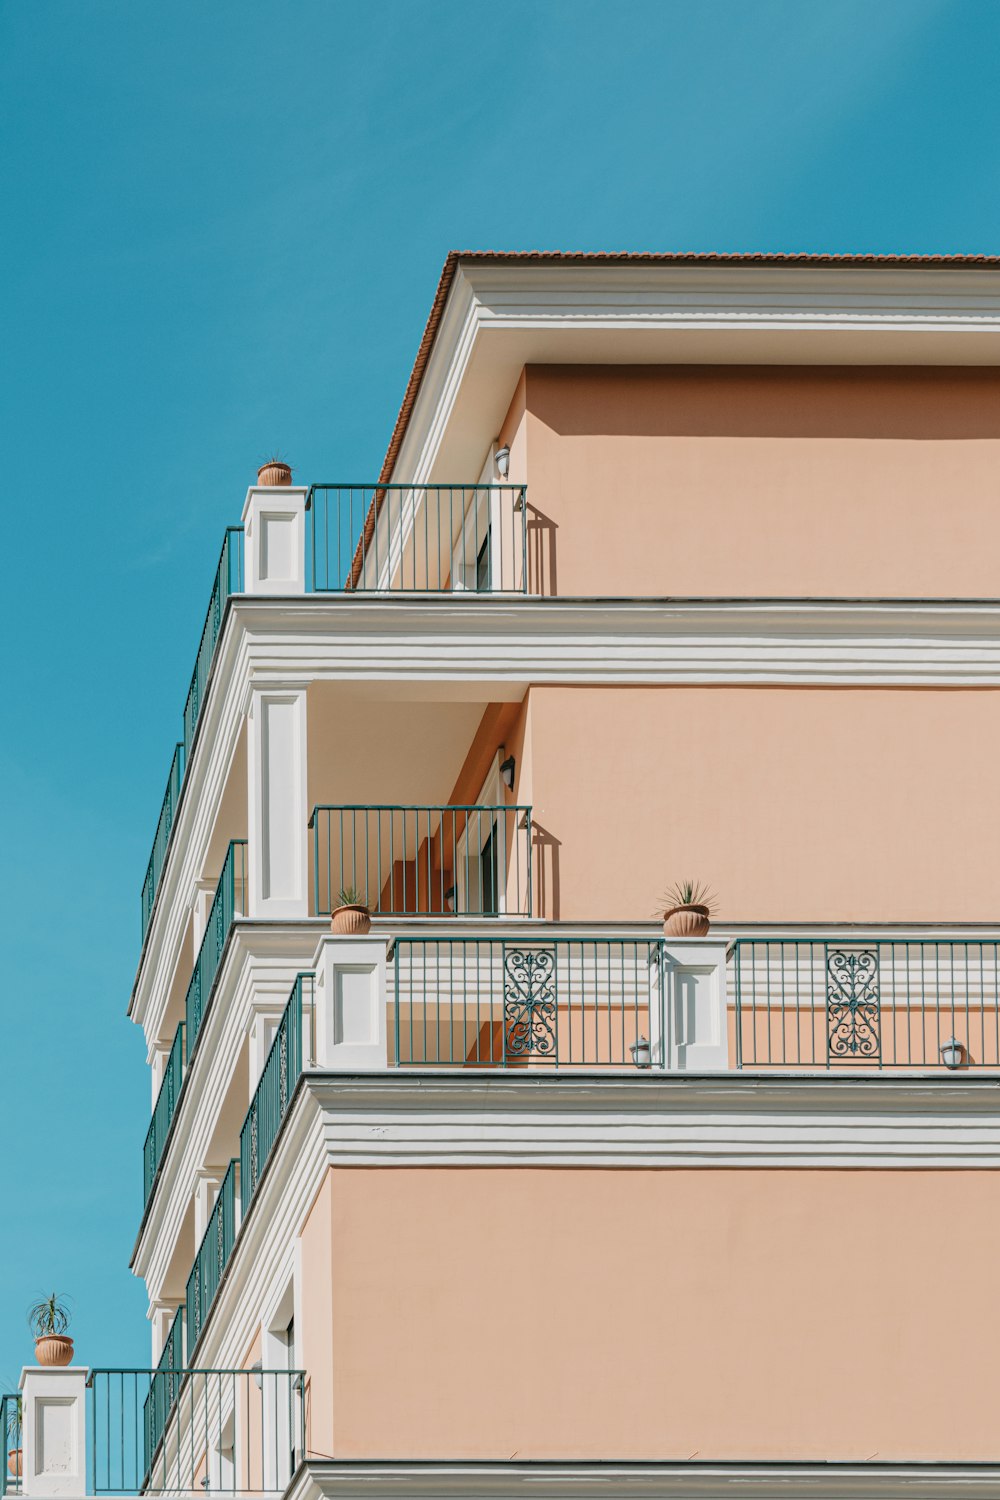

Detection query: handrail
xmin=240 ymin=975 xmax=309 ymax=1213
xmin=142 ymin=1022 xmax=185 ymax=1208
xmin=184 ymin=840 xmax=247 ymax=1063
xmin=184 ymin=1159 xmax=237 ymax=1357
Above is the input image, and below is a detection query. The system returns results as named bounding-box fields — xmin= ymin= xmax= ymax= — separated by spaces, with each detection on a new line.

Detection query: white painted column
xmin=149 ymin=1301 xmax=182 ymax=1363
xmin=312 ymin=934 xmax=388 ymax=1070
xmin=194 ymin=1167 xmax=227 ymax=1241
xmin=246 ymin=688 xmax=309 ymax=919
xmin=241 ymin=487 xmax=307 ymax=595
xmin=190 ymin=876 xmax=218 ymax=949
xmin=20 ymin=1366 xmax=87 ymax=1498
xmin=660 ymin=938 xmax=731 ymax=1071
xmin=249 ymin=1005 xmax=283 ymax=1092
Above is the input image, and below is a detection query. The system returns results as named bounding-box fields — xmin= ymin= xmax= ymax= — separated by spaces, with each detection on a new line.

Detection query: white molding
xmin=304 ymin=1073 xmax=1000 ymax=1170
xmin=288 ymin=1458 xmax=1000 ymax=1500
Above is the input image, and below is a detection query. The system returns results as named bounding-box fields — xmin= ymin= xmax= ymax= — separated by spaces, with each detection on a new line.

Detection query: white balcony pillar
xmin=20 ymin=1366 xmax=87 ymax=1498
xmin=194 ymin=1166 xmax=227 ymax=1240
xmin=656 ymin=938 xmax=731 ymax=1071
xmin=190 ymin=876 xmax=218 ymax=950
xmin=247 ymin=688 xmax=309 ymax=919
xmin=241 ymin=487 xmax=307 ymax=595
xmin=312 ymin=934 xmax=388 ymax=1070
xmin=249 ymin=1004 xmax=284 ymax=1091
xmin=149 ymin=1301 xmax=182 ymax=1363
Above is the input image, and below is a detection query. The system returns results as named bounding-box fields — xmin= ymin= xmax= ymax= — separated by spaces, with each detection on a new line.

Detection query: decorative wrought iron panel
xmin=826 ymin=946 xmax=881 ymax=1064
xmin=503 ymin=945 xmax=557 ymax=1060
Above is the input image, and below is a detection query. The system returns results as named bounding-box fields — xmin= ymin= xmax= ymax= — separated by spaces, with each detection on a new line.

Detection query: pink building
xmin=10 ymin=250 xmax=1000 ymax=1500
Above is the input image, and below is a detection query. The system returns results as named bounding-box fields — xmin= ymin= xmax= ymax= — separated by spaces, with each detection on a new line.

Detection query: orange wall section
xmin=301 ymin=1164 xmax=1000 ymax=1462
xmin=524 ymin=683 xmax=1000 ymax=923
xmin=520 ymin=365 xmax=1000 ymax=598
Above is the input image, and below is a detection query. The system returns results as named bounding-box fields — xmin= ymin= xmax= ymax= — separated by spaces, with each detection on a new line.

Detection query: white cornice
xmin=304 ymin=1072 xmax=1000 ymax=1169
xmin=393 ymin=261 xmax=1000 ymax=485
xmin=289 ymin=1458 xmax=1000 ymax=1500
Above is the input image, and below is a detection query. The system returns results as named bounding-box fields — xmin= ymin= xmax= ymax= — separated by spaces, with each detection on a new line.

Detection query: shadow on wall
xmin=527 ymin=365 xmax=1000 ymax=440
xmin=525 ymin=501 xmax=557 ymax=597
xmin=531 ymin=819 xmax=561 ymax=920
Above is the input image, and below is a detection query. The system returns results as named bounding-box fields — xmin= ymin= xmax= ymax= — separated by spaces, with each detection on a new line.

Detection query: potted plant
xmin=256 ymin=455 xmax=293 ymax=487
xmin=29 ymin=1294 xmax=73 ymax=1367
xmin=331 ymin=887 xmax=372 ymax=936
xmin=5 ymin=1394 xmax=21 ymax=1478
xmin=660 ymin=880 xmax=716 ymax=938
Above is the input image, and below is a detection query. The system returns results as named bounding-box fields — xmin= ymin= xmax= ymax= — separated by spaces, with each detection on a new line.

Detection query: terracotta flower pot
xmin=331 ymin=904 xmax=372 ymax=936
xmin=663 ymin=904 xmax=711 ymax=938
xmin=34 ymin=1335 xmax=74 ymax=1367
xmin=257 ymin=461 xmax=292 ymax=487
xmin=8 ymin=1447 xmax=21 ymax=1478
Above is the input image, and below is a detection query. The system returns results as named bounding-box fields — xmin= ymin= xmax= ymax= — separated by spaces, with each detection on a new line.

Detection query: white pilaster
xmin=312 ymin=934 xmax=388 ymax=1070
xmin=20 ymin=1367 xmax=87 ymax=1498
xmin=660 ymin=937 xmax=731 ymax=1072
xmin=149 ymin=1301 xmax=182 ymax=1363
xmin=249 ymin=1005 xmax=283 ymax=1091
xmin=246 ymin=688 xmax=309 ymax=919
xmin=190 ymin=876 xmax=218 ymax=950
xmin=241 ymin=487 xmax=307 ymax=596
xmin=194 ymin=1167 xmax=227 ymax=1241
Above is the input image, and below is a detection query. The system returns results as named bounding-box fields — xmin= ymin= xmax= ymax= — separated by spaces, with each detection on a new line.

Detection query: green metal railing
xmin=1 ymin=1392 xmax=21 ymax=1497
xmin=392 ymin=936 xmax=661 ymax=1067
xmin=733 ymin=937 xmax=1000 ymax=1069
xmin=182 ymin=526 xmax=244 ymax=760
xmin=240 ymin=975 xmax=309 ymax=1214
xmin=142 ymin=1307 xmax=184 ymax=1475
xmin=88 ymin=1367 xmax=304 ymax=1495
xmin=139 ymin=526 xmax=243 ymax=942
xmin=185 ymin=1160 xmax=237 ymax=1357
xmin=307 ymin=483 xmax=528 ymax=593
xmin=185 ymin=841 xmax=247 ymax=1064
xmin=310 ymin=804 xmax=533 ymax=918
xmin=143 ymin=1022 xmax=185 ymax=1208
xmin=140 ymin=742 xmax=185 ymax=939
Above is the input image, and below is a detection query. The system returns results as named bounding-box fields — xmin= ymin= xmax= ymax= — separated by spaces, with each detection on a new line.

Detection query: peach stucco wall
xmin=525 ymin=683 xmax=1000 ymax=922
xmin=517 ymin=365 xmax=1000 ymax=597
xmin=301 ymin=1164 xmax=1000 ymax=1461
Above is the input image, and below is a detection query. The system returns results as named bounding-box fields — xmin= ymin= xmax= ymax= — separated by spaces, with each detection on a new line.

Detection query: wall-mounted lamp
xmin=250 ymin=1360 xmax=263 ymax=1391
xmin=940 ymin=1036 xmax=964 ymax=1070
xmin=444 ymin=886 xmax=456 ymax=912
xmin=629 ymin=1035 xmax=652 ymax=1069
xmin=495 ymin=444 xmax=510 ymax=479
xmin=500 ymin=754 xmax=516 ymax=791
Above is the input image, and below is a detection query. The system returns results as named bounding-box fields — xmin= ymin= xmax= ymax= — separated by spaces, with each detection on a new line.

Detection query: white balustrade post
xmin=194 ymin=1167 xmax=226 ymax=1240
xmin=20 ymin=1366 xmax=87 ymax=1498
xmin=246 ymin=688 xmax=309 ymax=919
xmin=312 ymin=934 xmax=388 ymax=1070
xmin=241 ymin=487 xmax=307 ymax=596
xmin=660 ymin=938 xmax=731 ymax=1071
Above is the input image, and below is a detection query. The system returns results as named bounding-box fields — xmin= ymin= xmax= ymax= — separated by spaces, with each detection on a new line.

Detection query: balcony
xmin=139 ymin=528 xmax=244 ymax=943
xmin=307 ymin=483 xmax=528 ymax=594
xmin=85 ymin=1366 xmax=304 ymax=1495
xmin=310 ymin=803 xmax=533 ymax=918
xmin=141 ymin=841 xmax=247 ymax=1212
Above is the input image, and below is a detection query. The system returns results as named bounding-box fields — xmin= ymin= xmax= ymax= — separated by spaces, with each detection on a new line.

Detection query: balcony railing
xmin=139 ymin=526 xmax=243 ymax=942
xmin=310 ymin=804 xmax=533 ymax=918
xmin=143 ymin=1307 xmax=184 ymax=1470
xmin=307 ymin=483 xmax=528 ymax=593
xmin=240 ymin=975 xmax=309 ymax=1213
xmin=88 ymin=1367 xmax=303 ymax=1496
xmin=186 ymin=1159 xmax=237 ymax=1356
xmin=732 ymin=937 xmax=1000 ymax=1069
xmin=140 ymin=742 xmax=184 ymax=939
xmin=143 ymin=1022 xmax=184 ymax=1208
xmin=393 ymin=936 xmax=659 ymax=1066
xmin=1 ymin=1392 xmax=20 ymax=1498
xmin=185 ymin=840 xmax=247 ymax=1064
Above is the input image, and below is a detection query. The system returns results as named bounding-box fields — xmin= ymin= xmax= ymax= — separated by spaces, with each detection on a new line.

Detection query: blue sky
xmin=0 ymin=0 xmax=997 ymax=1373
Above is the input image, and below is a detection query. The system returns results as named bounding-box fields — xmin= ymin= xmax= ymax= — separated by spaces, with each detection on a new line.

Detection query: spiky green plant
xmin=336 ymin=886 xmax=367 ymax=908
xmin=660 ymin=880 xmax=717 ymax=914
xmin=27 ymin=1294 xmax=71 ymax=1338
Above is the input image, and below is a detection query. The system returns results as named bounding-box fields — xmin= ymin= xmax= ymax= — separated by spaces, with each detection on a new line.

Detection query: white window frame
xmin=454 ymin=754 xmax=507 ymax=916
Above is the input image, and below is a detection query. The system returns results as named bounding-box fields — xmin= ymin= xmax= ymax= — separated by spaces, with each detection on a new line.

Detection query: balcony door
xmin=455 ymin=755 xmax=506 ymax=916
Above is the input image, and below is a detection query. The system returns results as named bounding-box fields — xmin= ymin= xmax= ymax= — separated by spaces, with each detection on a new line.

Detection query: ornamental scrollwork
xmin=827 ymin=947 xmax=881 ymax=1064
xmin=503 ymin=946 xmax=557 ymax=1060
